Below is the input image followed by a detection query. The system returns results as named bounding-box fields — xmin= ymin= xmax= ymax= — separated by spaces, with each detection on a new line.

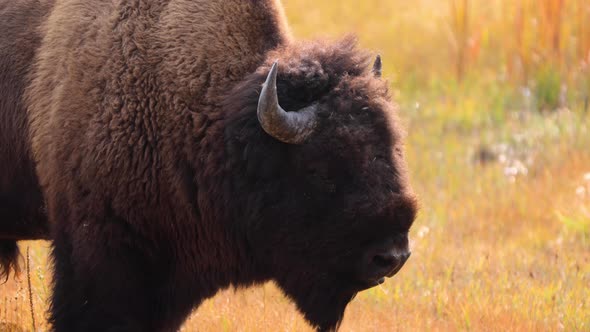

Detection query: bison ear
xmin=372 ymin=55 xmax=382 ymax=78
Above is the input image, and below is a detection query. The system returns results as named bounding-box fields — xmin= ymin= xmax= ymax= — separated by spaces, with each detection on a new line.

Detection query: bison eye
xmin=373 ymin=154 xmax=389 ymax=162
xmin=306 ymin=167 xmax=336 ymax=193
xmin=306 ymin=167 xmax=318 ymax=176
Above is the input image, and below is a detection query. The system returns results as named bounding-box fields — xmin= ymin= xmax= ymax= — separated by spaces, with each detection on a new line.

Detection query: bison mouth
xmin=366 ymin=255 xmax=408 ymax=286
xmin=272 ymin=249 xmax=410 ymax=330
xmin=355 ymin=264 xmax=405 ymax=290
xmin=351 ymin=252 xmax=410 ymax=292
xmin=359 ymin=276 xmax=387 ymax=289
xmin=354 ymin=244 xmax=411 ymax=290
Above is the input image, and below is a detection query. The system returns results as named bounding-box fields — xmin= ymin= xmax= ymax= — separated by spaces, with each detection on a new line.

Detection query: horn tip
xmin=372 ymin=54 xmax=382 ymax=77
xmin=269 ymin=60 xmax=279 ymax=79
xmin=270 ymin=60 xmax=279 ymax=71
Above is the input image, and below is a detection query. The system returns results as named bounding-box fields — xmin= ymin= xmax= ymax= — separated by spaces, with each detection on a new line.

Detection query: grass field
xmin=2 ymin=0 xmax=589 ymax=331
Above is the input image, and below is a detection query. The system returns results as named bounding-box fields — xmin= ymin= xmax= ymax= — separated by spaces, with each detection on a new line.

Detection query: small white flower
xmin=555 ymin=236 xmax=563 ymax=246
xmin=417 ymin=226 xmax=430 ymax=238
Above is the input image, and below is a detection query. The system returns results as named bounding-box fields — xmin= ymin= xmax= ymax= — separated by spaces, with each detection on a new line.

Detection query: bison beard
xmin=280 ymin=276 xmax=356 ymax=331
xmin=0 ymin=0 xmax=417 ymax=331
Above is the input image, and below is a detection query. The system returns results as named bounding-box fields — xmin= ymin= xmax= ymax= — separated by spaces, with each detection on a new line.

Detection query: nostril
xmin=363 ymin=244 xmax=411 ymax=282
xmin=372 ymin=252 xmax=397 ymax=269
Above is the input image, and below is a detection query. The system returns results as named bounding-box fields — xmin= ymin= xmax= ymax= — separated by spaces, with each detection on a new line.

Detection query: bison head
xmin=224 ymin=38 xmax=417 ymax=331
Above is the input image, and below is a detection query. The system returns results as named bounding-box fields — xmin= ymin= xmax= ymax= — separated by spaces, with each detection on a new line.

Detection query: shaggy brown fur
xmin=1 ymin=0 xmax=416 ymax=331
xmin=0 ymin=0 xmax=53 ymax=280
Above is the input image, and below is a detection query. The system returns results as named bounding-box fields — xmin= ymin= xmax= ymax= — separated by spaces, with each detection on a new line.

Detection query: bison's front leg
xmin=48 ymin=211 xmax=179 ymax=332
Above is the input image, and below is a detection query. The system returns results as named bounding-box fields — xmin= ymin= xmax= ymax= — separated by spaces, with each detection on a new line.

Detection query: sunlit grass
xmin=2 ymin=0 xmax=590 ymax=331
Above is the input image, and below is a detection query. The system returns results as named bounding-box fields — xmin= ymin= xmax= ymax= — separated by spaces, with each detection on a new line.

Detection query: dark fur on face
xmin=225 ymin=38 xmax=417 ymax=330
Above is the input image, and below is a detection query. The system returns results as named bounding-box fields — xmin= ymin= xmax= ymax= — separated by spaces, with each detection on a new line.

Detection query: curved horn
xmin=257 ymin=61 xmax=318 ymax=144
xmin=372 ymin=55 xmax=382 ymax=77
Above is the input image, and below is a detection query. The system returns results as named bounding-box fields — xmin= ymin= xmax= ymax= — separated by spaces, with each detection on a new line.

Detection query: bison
xmin=0 ymin=0 xmax=417 ymax=330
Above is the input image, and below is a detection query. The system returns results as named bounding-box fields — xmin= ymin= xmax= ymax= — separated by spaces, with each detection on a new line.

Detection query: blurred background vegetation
xmin=2 ymin=0 xmax=589 ymax=331
xmin=286 ymin=0 xmax=589 ymax=121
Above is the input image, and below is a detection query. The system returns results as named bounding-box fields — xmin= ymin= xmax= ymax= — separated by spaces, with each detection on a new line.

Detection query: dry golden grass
xmin=2 ymin=0 xmax=590 ymax=331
